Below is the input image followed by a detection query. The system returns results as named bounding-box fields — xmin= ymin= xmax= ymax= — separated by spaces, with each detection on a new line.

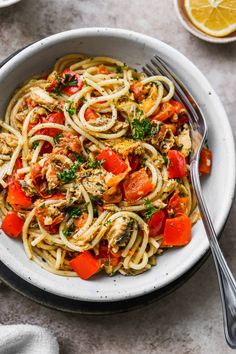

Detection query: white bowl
xmin=0 ymin=0 xmax=21 ymax=8
xmin=0 ymin=28 xmax=235 ymax=302
xmin=174 ymin=0 xmax=236 ymax=44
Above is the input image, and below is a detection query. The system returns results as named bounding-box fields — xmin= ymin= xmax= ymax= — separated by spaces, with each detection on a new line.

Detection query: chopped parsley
xmin=73 ymin=153 xmax=86 ymax=165
xmin=66 ymin=105 xmax=76 ymax=115
xmin=104 ymin=219 xmax=111 ymax=227
xmin=163 ymin=154 xmax=169 ymax=166
xmin=63 ymin=223 xmax=76 ymax=237
xmin=144 ymin=198 xmax=158 ymax=220
xmin=53 ymin=74 xmax=78 ymax=95
xmin=132 ymin=118 xmax=157 ymax=140
xmin=88 ymin=158 xmax=105 ymax=169
xmin=53 ymin=132 xmax=63 ymax=144
xmin=67 ymin=203 xmax=89 ymax=218
xmin=32 ymin=141 xmax=39 ymax=149
xmin=57 ymin=163 xmax=78 ymax=183
xmin=115 ymin=64 xmax=123 ymax=73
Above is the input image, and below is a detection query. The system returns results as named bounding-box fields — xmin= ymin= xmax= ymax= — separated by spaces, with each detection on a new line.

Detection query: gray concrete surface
xmin=0 ymin=0 xmax=236 ymax=353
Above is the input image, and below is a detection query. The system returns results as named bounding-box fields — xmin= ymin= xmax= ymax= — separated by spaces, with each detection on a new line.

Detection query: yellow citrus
xmin=184 ymin=0 xmax=236 ymax=37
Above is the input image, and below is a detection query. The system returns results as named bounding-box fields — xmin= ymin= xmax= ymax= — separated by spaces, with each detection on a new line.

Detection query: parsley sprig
xmin=57 ymin=164 xmax=78 ymax=184
xmin=63 ymin=223 xmax=76 ymax=237
xmin=53 ymin=74 xmax=78 ymax=95
xmin=88 ymin=158 xmax=105 ymax=169
xmin=131 ymin=118 xmax=158 ymax=140
xmin=144 ymin=198 xmax=158 ymax=220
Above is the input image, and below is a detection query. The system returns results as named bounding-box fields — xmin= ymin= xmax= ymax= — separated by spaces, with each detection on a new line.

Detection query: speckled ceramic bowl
xmin=0 ymin=28 xmax=235 ymax=302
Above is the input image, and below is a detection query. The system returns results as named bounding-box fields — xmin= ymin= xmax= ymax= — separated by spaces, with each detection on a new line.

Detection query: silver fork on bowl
xmin=143 ymin=56 xmax=236 ymax=348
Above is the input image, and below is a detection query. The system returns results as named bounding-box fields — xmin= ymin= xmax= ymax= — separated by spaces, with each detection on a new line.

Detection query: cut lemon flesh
xmin=184 ymin=0 xmax=236 ymax=37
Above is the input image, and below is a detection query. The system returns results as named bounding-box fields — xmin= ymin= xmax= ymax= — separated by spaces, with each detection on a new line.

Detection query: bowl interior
xmin=0 ymin=28 xmax=235 ymax=302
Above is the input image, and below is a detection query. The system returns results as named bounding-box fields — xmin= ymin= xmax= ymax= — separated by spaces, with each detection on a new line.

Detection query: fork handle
xmin=191 ymin=160 xmax=236 ymax=349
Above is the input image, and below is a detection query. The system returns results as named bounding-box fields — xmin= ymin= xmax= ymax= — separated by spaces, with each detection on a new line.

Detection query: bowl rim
xmin=0 ymin=27 xmax=235 ymax=302
xmin=173 ymin=0 xmax=236 ymax=44
xmin=0 ymin=0 xmax=21 ymax=8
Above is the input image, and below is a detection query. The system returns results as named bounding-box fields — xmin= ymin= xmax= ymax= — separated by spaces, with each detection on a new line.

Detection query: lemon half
xmin=184 ymin=0 xmax=236 ymax=37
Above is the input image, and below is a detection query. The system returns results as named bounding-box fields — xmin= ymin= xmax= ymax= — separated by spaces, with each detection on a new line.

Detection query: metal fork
xmin=143 ymin=55 xmax=236 ymax=348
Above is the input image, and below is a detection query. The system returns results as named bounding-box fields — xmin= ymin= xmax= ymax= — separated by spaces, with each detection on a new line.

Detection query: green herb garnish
xmin=115 ymin=64 xmax=123 ymax=73
xmin=67 ymin=203 xmax=89 ymax=219
xmin=53 ymin=132 xmax=63 ymax=144
xmin=32 ymin=141 xmax=39 ymax=149
xmin=104 ymin=219 xmax=111 ymax=227
xmin=131 ymin=118 xmax=156 ymax=140
xmin=53 ymin=74 xmax=78 ymax=95
xmin=88 ymin=158 xmax=105 ymax=169
xmin=63 ymin=223 xmax=76 ymax=237
xmin=57 ymin=163 xmax=78 ymax=183
xmin=66 ymin=106 xmax=76 ymax=116
xmin=144 ymin=198 xmax=158 ymax=220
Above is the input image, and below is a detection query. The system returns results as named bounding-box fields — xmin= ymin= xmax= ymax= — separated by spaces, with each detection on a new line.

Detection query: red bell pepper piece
xmin=167 ymin=191 xmax=189 ymax=217
xmin=61 ymin=69 xmax=84 ymax=96
xmin=84 ymin=108 xmax=97 ymax=121
xmin=38 ymin=112 xmax=65 ymax=137
xmin=97 ymin=149 xmax=127 ymax=175
xmin=162 ymin=214 xmax=191 ymax=246
xmin=7 ymin=181 xmax=32 ymax=210
xmin=1 ymin=211 xmax=24 ymax=238
xmin=123 ymin=168 xmax=154 ymax=202
xmin=69 ymin=251 xmax=100 ymax=280
xmin=148 ymin=210 xmax=166 ymax=237
xmin=167 ymin=150 xmax=187 ymax=179
xmin=199 ymin=148 xmax=212 ymax=174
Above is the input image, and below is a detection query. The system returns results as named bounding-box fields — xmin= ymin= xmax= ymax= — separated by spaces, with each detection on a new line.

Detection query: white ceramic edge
xmin=0 ymin=28 xmax=235 ymax=302
xmin=0 ymin=0 xmax=21 ymax=8
xmin=173 ymin=0 xmax=236 ymax=44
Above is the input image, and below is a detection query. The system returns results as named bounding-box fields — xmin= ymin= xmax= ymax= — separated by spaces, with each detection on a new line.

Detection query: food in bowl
xmin=0 ymin=54 xmax=212 ymax=280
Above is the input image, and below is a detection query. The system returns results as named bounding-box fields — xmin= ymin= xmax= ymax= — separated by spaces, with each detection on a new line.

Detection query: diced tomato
xmin=84 ymin=108 xmax=97 ymax=121
xmin=62 ymin=69 xmax=84 ymax=96
xmin=97 ymin=149 xmax=127 ymax=175
xmin=6 ymin=157 xmax=23 ymax=184
xmin=7 ymin=181 xmax=32 ymax=210
xmin=69 ymin=251 xmax=100 ymax=280
xmin=150 ymin=102 xmax=175 ymax=122
xmin=170 ymin=100 xmax=184 ymax=114
xmin=74 ymin=213 xmax=88 ymax=228
xmin=96 ymin=243 xmax=121 ymax=267
xmin=148 ymin=210 xmax=166 ymax=238
xmin=167 ymin=191 xmax=189 ymax=217
xmin=38 ymin=112 xmax=65 ymax=137
xmin=1 ymin=211 xmax=24 ymax=238
xmin=130 ymin=82 xmax=147 ymax=101
xmin=128 ymin=154 xmax=140 ymax=171
xmin=167 ymin=150 xmax=187 ymax=179
xmin=39 ymin=142 xmax=53 ymax=155
xmin=162 ymin=214 xmax=191 ymax=246
xmin=199 ymin=148 xmax=212 ymax=175
xmin=123 ymin=168 xmax=154 ymax=202
xmin=98 ymin=64 xmax=110 ymax=74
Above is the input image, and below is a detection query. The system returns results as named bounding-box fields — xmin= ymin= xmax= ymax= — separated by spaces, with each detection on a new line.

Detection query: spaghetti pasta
xmin=0 ymin=54 xmax=211 ymax=279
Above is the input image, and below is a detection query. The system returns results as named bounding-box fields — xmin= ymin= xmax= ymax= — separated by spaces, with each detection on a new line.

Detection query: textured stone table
xmin=0 ymin=1 xmax=236 ymax=353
